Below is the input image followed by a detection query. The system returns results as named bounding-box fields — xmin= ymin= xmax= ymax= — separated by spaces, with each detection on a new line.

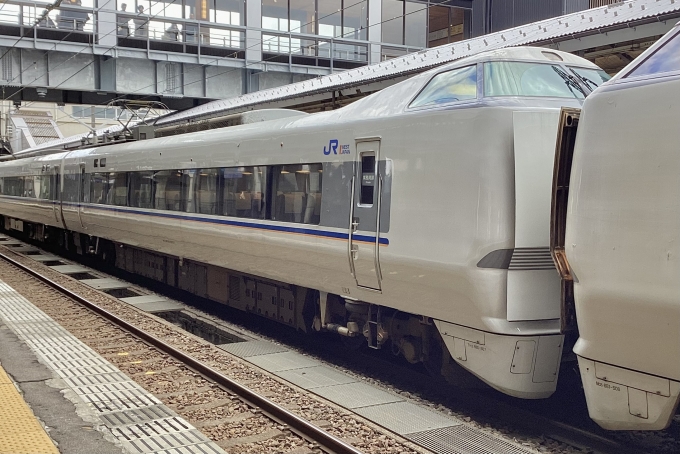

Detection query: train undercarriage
xmin=2 ymin=216 xmax=473 ymax=387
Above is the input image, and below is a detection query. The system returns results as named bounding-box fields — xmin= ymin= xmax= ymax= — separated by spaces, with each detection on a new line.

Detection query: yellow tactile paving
xmin=0 ymin=366 xmax=11 ymax=384
xmin=0 ymin=365 xmax=59 ymax=454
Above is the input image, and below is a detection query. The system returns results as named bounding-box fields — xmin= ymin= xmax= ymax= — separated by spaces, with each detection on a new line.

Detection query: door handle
xmin=351 ymin=244 xmax=359 ymax=260
xmin=351 ymin=217 xmax=359 ymax=232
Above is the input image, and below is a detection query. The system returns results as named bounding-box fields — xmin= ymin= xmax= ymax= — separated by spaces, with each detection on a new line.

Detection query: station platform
xmin=0 ymin=279 xmax=224 ymax=454
xmin=0 ymin=363 xmax=58 ymax=454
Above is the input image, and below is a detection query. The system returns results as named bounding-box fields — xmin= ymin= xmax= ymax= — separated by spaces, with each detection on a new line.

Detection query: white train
xmin=552 ymin=24 xmax=680 ymax=430
xmin=0 ymin=47 xmax=610 ymax=400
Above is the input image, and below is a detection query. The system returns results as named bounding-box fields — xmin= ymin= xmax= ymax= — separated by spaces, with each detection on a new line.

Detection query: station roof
xmin=155 ymin=0 xmax=680 ymax=127
xmin=14 ymin=0 xmax=680 ymax=156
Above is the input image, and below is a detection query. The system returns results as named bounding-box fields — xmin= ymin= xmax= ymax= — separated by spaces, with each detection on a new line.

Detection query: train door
xmin=348 ymin=139 xmax=383 ymax=291
xmin=51 ymin=166 xmax=62 ymax=226
xmin=77 ymin=164 xmax=86 ymax=228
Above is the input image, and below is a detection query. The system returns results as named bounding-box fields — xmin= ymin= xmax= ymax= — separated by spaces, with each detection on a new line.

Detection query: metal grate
xmin=355 ymin=401 xmax=459 ymax=435
xmin=165 ymin=63 xmax=178 ymax=94
xmin=407 ymin=425 xmax=535 ymax=454
xmin=217 ymin=340 xmax=288 ymax=358
xmin=1 ymin=50 xmax=11 ymax=81
xmin=100 ymin=406 xmax=177 ymax=427
xmin=228 ymin=275 xmax=240 ymax=301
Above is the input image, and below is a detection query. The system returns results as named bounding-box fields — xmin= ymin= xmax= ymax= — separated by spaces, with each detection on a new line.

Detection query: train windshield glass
xmin=625 ymin=30 xmax=680 ymax=78
xmin=484 ymin=61 xmax=587 ymax=99
xmin=568 ymin=67 xmax=611 ymax=91
xmin=409 ymin=65 xmax=477 ymax=108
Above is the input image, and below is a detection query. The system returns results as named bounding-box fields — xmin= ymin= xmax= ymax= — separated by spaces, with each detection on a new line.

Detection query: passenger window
xmin=4 ymin=177 xmax=24 ymax=197
xmin=410 ymin=65 xmax=477 ymax=108
xmin=23 ymin=176 xmax=37 ymax=198
xmin=106 ymin=173 xmax=128 ymax=206
xmin=222 ymin=167 xmax=267 ymax=220
xmin=37 ymin=175 xmax=52 ymax=200
xmin=271 ymin=164 xmax=322 ymax=225
xmin=63 ymin=174 xmax=80 ymax=203
xmin=128 ymin=171 xmax=153 ymax=208
xmin=90 ymin=173 xmax=108 ymax=204
xmin=153 ymin=170 xmax=182 ymax=211
xmin=626 ymin=31 xmax=680 ymax=78
xmin=484 ymin=62 xmax=586 ymax=99
xmin=180 ymin=170 xmax=196 ymax=213
xmin=195 ymin=169 xmax=220 ymax=215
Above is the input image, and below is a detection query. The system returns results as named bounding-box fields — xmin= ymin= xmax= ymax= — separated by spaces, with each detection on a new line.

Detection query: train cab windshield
xmin=567 ymin=67 xmax=611 ymax=91
xmin=624 ymin=30 xmax=680 ymax=78
xmin=484 ymin=61 xmax=588 ymax=99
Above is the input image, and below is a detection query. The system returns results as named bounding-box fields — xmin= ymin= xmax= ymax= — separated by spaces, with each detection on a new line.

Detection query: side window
xmin=23 ymin=176 xmax=36 ymax=198
xmin=195 ymin=168 xmax=220 ymax=215
xmin=106 ymin=172 xmax=128 ymax=206
xmin=3 ymin=177 xmax=23 ymax=197
xmin=37 ymin=175 xmax=52 ymax=200
xmin=222 ymin=167 xmax=267 ymax=219
xmin=409 ymin=65 xmax=477 ymax=108
xmin=180 ymin=170 xmax=196 ymax=213
xmin=129 ymin=171 xmax=154 ymax=208
xmin=153 ymin=170 xmax=182 ymax=211
xmin=626 ymin=31 xmax=680 ymax=78
xmin=63 ymin=174 xmax=79 ymax=203
xmin=90 ymin=173 xmax=108 ymax=204
xmin=271 ymin=164 xmax=322 ymax=225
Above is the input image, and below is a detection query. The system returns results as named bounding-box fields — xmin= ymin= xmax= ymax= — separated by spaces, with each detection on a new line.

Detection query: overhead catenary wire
xmin=98 ymin=0 xmax=462 ymax=111
xmin=5 ymin=0 xmax=462 ymax=128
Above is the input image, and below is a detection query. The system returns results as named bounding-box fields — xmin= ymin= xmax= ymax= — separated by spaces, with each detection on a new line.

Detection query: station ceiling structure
xmin=13 ymin=0 xmax=680 ymax=155
xmin=154 ymin=0 xmax=680 ymax=126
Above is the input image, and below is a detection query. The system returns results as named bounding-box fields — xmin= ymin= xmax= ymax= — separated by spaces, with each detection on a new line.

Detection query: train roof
xmin=155 ymin=0 xmax=679 ymax=128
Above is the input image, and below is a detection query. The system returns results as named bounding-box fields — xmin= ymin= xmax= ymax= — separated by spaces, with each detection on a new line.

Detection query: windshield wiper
xmin=552 ymin=66 xmax=589 ymax=98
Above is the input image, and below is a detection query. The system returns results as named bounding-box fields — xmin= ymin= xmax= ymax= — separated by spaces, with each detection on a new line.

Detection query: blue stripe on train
xmin=0 ymin=196 xmax=389 ymax=245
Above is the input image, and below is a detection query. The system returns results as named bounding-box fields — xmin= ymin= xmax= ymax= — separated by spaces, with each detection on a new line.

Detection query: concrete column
xmin=245 ymin=0 xmax=262 ymax=68
xmin=96 ymin=0 xmax=117 ymax=48
xmin=368 ymin=0 xmax=382 ymax=64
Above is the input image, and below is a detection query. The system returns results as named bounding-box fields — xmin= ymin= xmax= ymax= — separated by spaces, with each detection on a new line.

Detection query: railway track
xmin=0 ymin=234 xmax=677 ymax=454
xmin=0 ymin=247 xmax=373 ymax=454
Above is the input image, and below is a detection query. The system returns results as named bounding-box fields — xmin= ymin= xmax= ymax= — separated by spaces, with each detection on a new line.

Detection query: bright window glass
xmin=626 ymin=31 xmax=680 ymax=78
xmin=318 ymin=0 xmax=341 ymax=37
xmin=484 ymin=62 xmax=586 ymax=99
xmin=569 ymin=67 xmax=611 ymax=91
xmin=410 ymin=65 xmax=477 ymax=108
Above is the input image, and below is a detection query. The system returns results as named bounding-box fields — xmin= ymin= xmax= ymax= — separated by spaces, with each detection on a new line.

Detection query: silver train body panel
xmin=565 ymin=26 xmax=680 ymax=430
xmin=0 ymin=47 xmax=600 ymax=399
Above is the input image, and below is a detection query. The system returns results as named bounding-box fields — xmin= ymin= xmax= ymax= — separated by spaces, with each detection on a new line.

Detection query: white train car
xmin=0 ymin=47 xmax=609 ymax=400
xmin=552 ymin=24 xmax=680 ymax=429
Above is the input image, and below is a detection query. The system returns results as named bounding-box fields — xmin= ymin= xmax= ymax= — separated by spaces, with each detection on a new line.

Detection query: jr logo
xmin=323 ymin=139 xmax=339 ymax=155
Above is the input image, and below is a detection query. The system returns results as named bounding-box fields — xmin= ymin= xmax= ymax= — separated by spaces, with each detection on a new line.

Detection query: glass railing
xmin=261 ymin=31 xmax=368 ymax=69
xmin=0 ymin=1 xmax=372 ymax=68
xmin=116 ymin=15 xmax=245 ymax=52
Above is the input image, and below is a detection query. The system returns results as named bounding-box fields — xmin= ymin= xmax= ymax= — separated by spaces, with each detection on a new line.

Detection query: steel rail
xmin=0 ymin=250 xmax=365 ymax=454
